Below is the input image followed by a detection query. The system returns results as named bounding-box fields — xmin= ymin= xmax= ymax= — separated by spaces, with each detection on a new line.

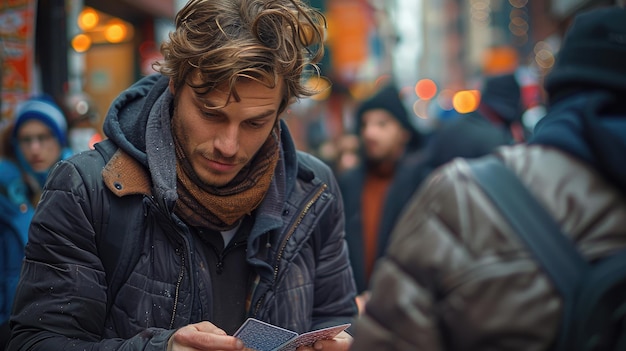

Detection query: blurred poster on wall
xmin=0 ymin=0 xmax=36 ymax=125
xmin=325 ymin=0 xmax=371 ymax=84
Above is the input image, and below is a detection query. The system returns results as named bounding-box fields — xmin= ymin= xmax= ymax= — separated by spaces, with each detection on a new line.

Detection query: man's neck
xmin=366 ymin=157 xmax=398 ymax=177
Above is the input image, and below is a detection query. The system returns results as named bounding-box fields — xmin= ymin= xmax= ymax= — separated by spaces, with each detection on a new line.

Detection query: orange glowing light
xmin=415 ymin=78 xmax=438 ymax=100
xmin=305 ymin=76 xmax=332 ymax=101
xmin=105 ymin=21 xmax=127 ymax=43
xmin=453 ymin=90 xmax=481 ymax=114
xmin=78 ymin=7 xmax=99 ymax=31
xmin=71 ymin=34 xmax=92 ymax=52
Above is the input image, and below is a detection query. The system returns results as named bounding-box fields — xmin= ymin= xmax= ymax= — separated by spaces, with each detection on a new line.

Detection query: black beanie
xmin=479 ymin=73 xmax=523 ymax=122
xmin=545 ymin=6 xmax=626 ymax=98
xmin=355 ymin=84 xmax=422 ymax=149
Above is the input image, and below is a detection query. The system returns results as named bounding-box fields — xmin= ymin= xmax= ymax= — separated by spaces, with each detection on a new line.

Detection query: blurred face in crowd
xmin=360 ymin=109 xmax=410 ymax=163
xmin=170 ymin=77 xmax=282 ymax=187
xmin=17 ymin=120 xmax=62 ymax=172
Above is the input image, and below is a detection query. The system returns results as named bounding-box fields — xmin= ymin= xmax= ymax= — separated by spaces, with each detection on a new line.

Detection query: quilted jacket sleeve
xmin=7 ymin=154 xmax=174 ymax=351
xmin=311 ymin=160 xmax=358 ymax=330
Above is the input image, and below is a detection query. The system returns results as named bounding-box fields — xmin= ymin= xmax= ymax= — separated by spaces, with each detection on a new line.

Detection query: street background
xmin=1 ymin=0 xmax=621 ymax=154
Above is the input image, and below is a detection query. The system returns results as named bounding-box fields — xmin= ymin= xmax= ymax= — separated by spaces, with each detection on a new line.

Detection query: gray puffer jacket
xmin=7 ymin=75 xmax=357 ymax=351
xmin=350 ymin=145 xmax=626 ymax=351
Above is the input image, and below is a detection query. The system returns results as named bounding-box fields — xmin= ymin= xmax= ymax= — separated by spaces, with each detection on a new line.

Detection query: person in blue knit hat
xmin=10 ymin=95 xmax=72 ymax=189
xmin=0 ymin=95 xmax=70 ymax=349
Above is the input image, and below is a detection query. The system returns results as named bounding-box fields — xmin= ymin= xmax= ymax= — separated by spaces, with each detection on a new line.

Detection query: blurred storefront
xmin=71 ymin=0 xmax=174 ymax=131
xmin=1 ymin=0 xmax=175 ymax=129
xmin=408 ymin=0 xmax=622 ymax=128
xmin=4 ymin=0 xmax=619 ymax=150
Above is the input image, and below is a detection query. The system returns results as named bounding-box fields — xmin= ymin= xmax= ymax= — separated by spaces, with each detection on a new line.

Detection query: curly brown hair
xmin=155 ymin=0 xmax=326 ymax=114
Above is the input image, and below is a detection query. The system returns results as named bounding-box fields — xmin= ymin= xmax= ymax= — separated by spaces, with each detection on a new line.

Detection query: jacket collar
xmin=102 ymin=149 xmax=152 ymax=197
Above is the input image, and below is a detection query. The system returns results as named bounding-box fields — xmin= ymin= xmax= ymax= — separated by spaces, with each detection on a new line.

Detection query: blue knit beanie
xmin=11 ymin=96 xmax=69 ymax=188
xmin=12 ymin=96 xmax=68 ymax=147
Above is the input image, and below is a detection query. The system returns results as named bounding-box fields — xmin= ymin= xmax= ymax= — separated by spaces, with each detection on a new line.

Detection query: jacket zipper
xmin=169 ymin=250 xmax=185 ymax=329
xmin=253 ymin=183 xmax=328 ymax=315
xmin=148 ymin=197 xmax=190 ymax=329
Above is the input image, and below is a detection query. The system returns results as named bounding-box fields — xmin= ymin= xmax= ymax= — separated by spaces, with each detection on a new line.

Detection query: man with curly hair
xmin=6 ymin=1 xmax=357 ymax=350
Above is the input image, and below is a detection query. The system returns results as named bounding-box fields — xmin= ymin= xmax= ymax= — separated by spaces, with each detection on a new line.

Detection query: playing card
xmin=233 ymin=318 xmax=350 ymax=351
xmin=233 ymin=318 xmax=298 ymax=351
xmin=275 ymin=323 xmax=351 ymax=351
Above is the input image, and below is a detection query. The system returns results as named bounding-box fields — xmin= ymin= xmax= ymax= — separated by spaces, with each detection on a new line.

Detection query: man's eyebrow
xmin=198 ymin=97 xmax=277 ymax=119
xmin=250 ymin=109 xmax=278 ymax=119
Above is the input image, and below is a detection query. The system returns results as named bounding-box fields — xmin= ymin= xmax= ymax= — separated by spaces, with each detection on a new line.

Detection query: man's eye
xmin=201 ymin=111 xmax=219 ymax=119
xmin=247 ymin=120 xmax=266 ymax=129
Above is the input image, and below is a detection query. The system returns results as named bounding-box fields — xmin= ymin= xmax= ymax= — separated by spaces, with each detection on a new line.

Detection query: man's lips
xmin=205 ymin=158 xmax=238 ymax=173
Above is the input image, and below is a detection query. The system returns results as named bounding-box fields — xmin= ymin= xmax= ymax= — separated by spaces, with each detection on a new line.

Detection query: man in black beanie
xmin=338 ymin=82 xmax=424 ymax=313
xmin=351 ymin=5 xmax=626 ymax=350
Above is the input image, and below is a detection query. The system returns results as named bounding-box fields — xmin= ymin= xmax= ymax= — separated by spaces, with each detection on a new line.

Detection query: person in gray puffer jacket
xmin=6 ymin=1 xmax=357 ymax=350
xmin=351 ymin=6 xmax=626 ymax=351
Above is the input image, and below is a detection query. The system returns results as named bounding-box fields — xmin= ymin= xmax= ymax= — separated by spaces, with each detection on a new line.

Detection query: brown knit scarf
xmin=173 ymin=124 xmax=280 ymax=231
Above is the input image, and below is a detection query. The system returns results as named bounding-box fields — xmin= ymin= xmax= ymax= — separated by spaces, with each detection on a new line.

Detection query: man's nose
xmin=214 ymin=125 xmax=239 ymax=158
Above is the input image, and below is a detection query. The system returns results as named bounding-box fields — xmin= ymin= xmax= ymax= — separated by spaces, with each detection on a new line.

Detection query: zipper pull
xmin=216 ymin=256 xmax=224 ymax=275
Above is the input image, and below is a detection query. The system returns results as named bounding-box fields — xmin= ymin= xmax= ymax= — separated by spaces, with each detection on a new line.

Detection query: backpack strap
xmin=91 ymin=140 xmax=144 ymax=317
xmin=467 ymin=155 xmax=588 ymax=350
xmin=575 ymin=248 xmax=626 ymax=350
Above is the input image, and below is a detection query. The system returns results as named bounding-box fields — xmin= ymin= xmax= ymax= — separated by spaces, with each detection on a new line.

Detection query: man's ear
xmin=168 ymin=78 xmax=176 ymax=95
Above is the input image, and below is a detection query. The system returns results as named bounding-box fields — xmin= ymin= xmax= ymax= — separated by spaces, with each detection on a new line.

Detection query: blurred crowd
xmin=1 ymin=2 xmax=626 ymax=351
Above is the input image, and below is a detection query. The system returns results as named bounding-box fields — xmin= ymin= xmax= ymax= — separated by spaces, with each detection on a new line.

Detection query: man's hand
xmin=167 ymin=321 xmax=245 ymax=351
xmin=296 ymin=331 xmax=353 ymax=351
xmin=355 ymin=291 xmax=370 ymax=315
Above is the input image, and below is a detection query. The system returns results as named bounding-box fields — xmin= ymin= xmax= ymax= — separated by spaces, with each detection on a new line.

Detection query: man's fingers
xmin=172 ymin=323 xmax=244 ymax=350
xmin=310 ymin=331 xmax=353 ymax=351
xmin=191 ymin=321 xmax=227 ymax=335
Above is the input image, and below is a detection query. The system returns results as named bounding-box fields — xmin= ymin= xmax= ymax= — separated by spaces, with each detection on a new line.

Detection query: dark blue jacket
xmin=339 ymin=151 xmax=425 ymax=293
xmin=7 ymin=75 xmax=357 ymax=351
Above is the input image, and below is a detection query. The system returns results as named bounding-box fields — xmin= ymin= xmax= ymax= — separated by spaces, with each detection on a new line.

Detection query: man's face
xmin=17 ymin=120 xmax=62 ymax=172
xmin=360 ymin=109 xmax=410 ymax=163
xmin=171 ymin=78 xmax=282 ymax=187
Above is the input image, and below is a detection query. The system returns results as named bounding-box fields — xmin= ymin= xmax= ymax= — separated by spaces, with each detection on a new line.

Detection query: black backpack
xmin=469 ymin=155 xmax=626 ymax=351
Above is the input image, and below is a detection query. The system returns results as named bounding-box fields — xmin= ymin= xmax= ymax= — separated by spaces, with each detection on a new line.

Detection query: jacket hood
xmin=101 ymin=73 xmax=300 ymax=198
xmin=103 ymin=74 xmax=170 ymax=167
xmin=530 ymin=90 xmax=626 ymax=194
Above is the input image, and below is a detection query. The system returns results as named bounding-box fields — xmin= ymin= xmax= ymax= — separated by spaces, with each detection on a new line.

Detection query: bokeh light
xmin=78 ymin=7 xmax=99 ymax=31
xmin=415 ymin=78 xmax=438 ymax=100
xmin=71 ymin=34 xmax=92 ymax=52
xmin=105 ymin=20 xmax=128 ymax=43
xmin=453 ymin=90 xmax=480 ymax=114
xmin=437 ymin=89 xmax=455 ymax=111
xmin=305 ymin=76 xmax=332 ymax=101
xmin=413 ymin=99 xmax=430 ymax=119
